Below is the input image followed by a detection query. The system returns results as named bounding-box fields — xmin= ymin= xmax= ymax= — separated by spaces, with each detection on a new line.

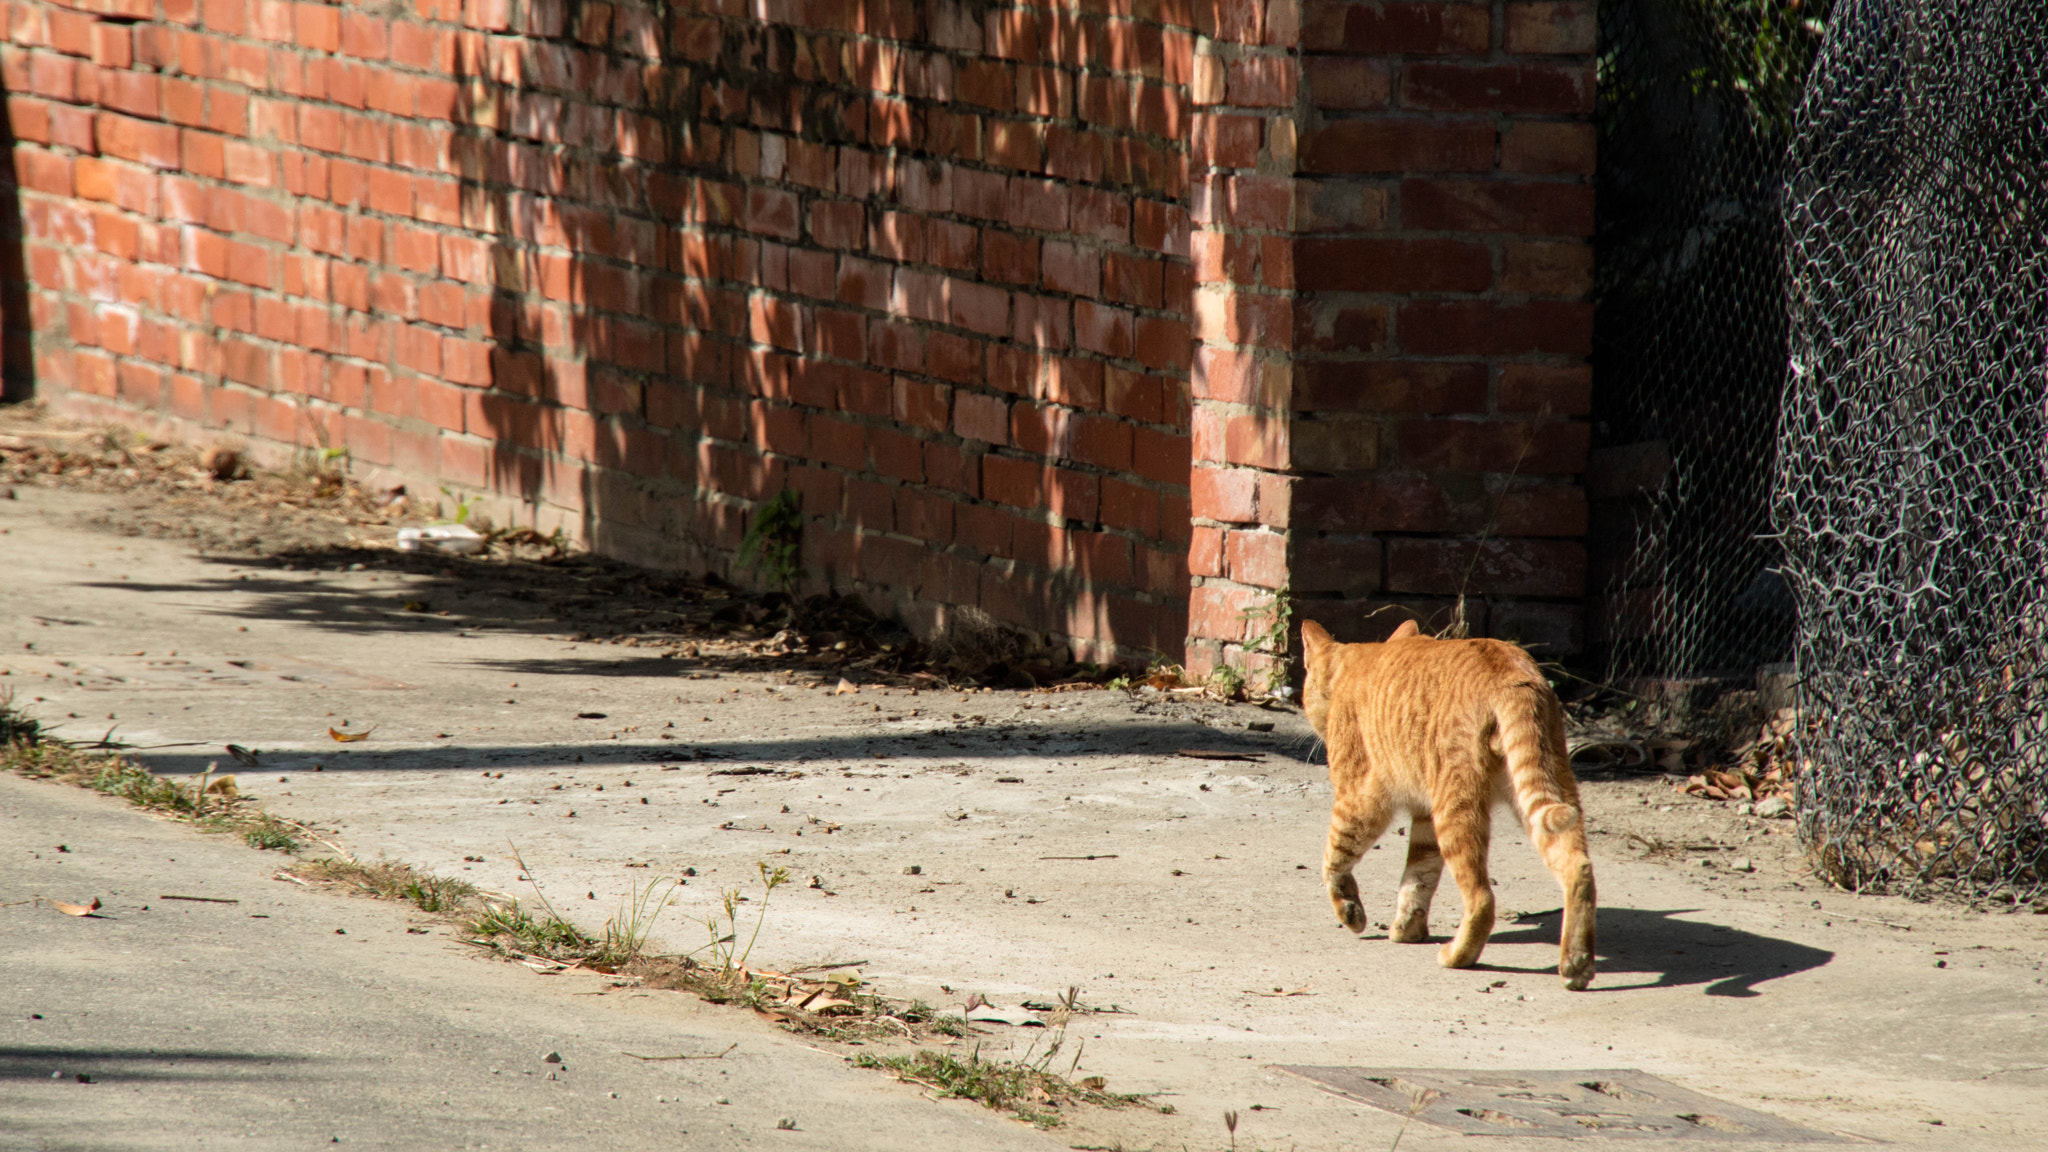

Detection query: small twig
xmin=1825 ymin=912 xmax=1914 ymax=931
xmin=622 ymin=1043 xmax=740 ymax=1061
xmin=273 ymin=872 xmax=313 ymax=887
xmin=1039 ymin=855 xmax=1119 ymax=861
xmin=159 ymin=894 xmax=238 ymax=904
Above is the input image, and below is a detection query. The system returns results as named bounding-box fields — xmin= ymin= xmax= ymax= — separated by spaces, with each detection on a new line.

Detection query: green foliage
xmin=1208 ymin=663 xmax=1246 ymax=698
xmin=737 ymin=490 xmax=804 ymax=593
xmin=696 ymin=861 xmax=791 ymax=972
xmin=467 ymin=900 xmax=595 ymax=956
xmin=0 ymin=690 xmax=43 ymax=747
xmin=437 ymin=485 xmax=475 ymax=525
xmin=596 ymin=875 xmax=682 ymax=970
xmin=853 ymin=1041 xmax=1147 ymax=1128
xmin=1237 ymin=584 xmax=1294 ymax=695
xmin=242 ymin=816 xmax=301 ymax=852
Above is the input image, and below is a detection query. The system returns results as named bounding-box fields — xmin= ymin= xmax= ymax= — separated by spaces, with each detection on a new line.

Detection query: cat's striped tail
xmin=1496 ymin=683 xmax=1579 ymax=836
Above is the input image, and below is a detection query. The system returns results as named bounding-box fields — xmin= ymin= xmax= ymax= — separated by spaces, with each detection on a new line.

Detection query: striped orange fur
xmin=1300 ymin=618 xmax=1597 ymax=990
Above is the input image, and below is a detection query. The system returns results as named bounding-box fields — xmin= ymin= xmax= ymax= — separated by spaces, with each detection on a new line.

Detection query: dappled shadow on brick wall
xmin=440 ymin=4 xmax=1195 ymax=665
xmin=448 ymin=8 xmax=787 ymax=575
xmin=1 ymin=75 xmax=33 ymax=404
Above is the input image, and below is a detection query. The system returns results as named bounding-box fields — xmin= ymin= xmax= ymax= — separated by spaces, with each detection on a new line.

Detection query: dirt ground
xmin=4 ymin=406 xmax=2046 ymax=1150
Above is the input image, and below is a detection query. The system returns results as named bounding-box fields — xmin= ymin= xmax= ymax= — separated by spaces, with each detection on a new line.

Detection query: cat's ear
xmin=1389 ymin=619 xmax=1421 ymax=640
xmin=1300 ymin=620 xmax=1333 ymax=658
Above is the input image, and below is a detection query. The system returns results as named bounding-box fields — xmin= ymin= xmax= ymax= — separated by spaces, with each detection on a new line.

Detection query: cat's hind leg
xmin=1323 ymin=786 xmax=1396 ymax=934
xmin=1526 ymin=802 xmax=1597 ymax=990
xmin=1390 ymin=815 xmax=1444 ymax=943
xmin=1432 ymin=795 xmax=1496 ymax=969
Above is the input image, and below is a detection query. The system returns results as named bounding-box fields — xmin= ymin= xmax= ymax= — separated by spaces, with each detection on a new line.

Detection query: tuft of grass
xmin=291 ymin=857 xmax=484 ymax=914
xmin=0 ymin=689 xmax=44 ymax=746
xmin=467 ymin=899 xmax=595 ymax=956
xmin=241 ymin=814 xmax=301 ymax=852
xmin=4 ymin=701 xmax=304 ymax=849
xmin=853 ymin=1044 xmax=1149 ymax=1128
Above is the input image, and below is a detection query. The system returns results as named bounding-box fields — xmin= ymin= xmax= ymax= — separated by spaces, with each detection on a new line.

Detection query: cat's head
xmin=1299 ymin=619 xmax=1421 ymax=737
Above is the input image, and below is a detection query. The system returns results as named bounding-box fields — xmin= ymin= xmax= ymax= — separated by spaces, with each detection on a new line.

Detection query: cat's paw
xmin=1560 ymin=951 xmax=1594 ymax=991
xmin=1437 ymin=941 xmax=1482 ymax=969
xmin=1389 ymin=911 xmax=1429 ymax=943
xmin=1337 ymin=900 xmax=1367 ymax=934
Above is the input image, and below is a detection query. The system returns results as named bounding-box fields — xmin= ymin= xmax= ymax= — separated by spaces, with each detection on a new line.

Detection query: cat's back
xmin=1345 ymin=634 xmax=1544 ymax=702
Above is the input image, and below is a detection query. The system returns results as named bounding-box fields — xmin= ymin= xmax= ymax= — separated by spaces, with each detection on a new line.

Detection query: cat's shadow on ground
xmin=1465 ymin=907 xmax=1832 ymax=996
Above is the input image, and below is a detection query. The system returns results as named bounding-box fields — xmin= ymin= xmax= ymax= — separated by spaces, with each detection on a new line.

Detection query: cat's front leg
xmin=1323 ymin=790 xmax=1394 ymax=934
xmin=1433 ymin=808 xmax=1495 ymax=969
xmin=1390 ymin=814 xmax=1443 ymax=943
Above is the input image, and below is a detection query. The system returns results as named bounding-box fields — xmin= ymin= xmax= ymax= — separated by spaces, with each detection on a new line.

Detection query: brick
xmin=1399 ymin=179 xmax=1594 ymax=235
xmin=1295 ymin=238 xmax=1491 ymax=292
xmin=1395 ymin=417 xmax=1589 ymax=474
xmin=1498 ymin=363 xmax=1592 ymax=416
xmin=953 ymin=389 xmax=1009 ymax=444
xmin=1192 ymin=465 xmax=1257 ymax=523
xmin=1500 ymin=239 xmax=1593 ymax=297
xmin=1294 ymin=361 xmax=1488 ymax=414
xmin=1292 ymin=536 xmax=1386 ymax=597
xmin=1302 ymin=120 xmax=1494 ymax=174
xmin=1306 ymin=57 xmax=1393 ymax=110
xmin=1305 ymin=3 xmax=1492 ymax=54
xmin=1506 ymin=2 xmax=1597 ymax=54
xmin=1288 ymin=417 xmax=1379 ymax=472
xmin=1188 ymin=526 xmax=1224 ymax=577
xmin=1501 ymin=121 xmax=1596 ymax=174
xmin=981 ymin=455 xmax=1043 ymax=509
xmin=1386 ymin=537 xmax=1584 ymax=597
xmin=1396 ymin=301 xmax=1592 ymax=356
xmin=98 ymin=113 xmax=180 ymax=169
xmin=1400 ymin=63 xmax=1594 ymax=115
xmin=1188 ymin=582 xmax=1262 ymax=642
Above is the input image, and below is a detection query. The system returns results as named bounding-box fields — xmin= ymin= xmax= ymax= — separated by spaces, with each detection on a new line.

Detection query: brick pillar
xmin=1186 ymin=0 xmax=1304 ymax=687
xmin=1188 ymin=1 xmax=1596 ymax=682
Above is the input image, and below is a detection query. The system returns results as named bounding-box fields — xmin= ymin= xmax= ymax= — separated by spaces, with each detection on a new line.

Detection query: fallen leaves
xmin=1682 ymin=766 xmax=1787 ymax=803
xmin=328 ymin=726 xmax=373 ymax=742
xmin=49 ymin=897 xmax=101 ymax=917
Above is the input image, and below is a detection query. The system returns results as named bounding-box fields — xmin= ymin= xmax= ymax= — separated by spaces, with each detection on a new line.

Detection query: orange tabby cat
xmin=1300 ymin=619 xmax=1596 ymax=989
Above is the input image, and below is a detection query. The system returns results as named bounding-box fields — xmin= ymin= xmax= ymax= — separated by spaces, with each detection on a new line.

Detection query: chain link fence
xmin=1595 ymin=1 xmax=2045 ymax=901
xmin=1592 ymin=0 xmax=1827 ymax=688
xmin=1779 ymin=0 xmax=2048 ymax=901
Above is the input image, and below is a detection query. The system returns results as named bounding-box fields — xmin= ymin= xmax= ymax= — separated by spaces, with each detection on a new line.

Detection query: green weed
xmin=241 ymin=814 xmax=301 ymax=852
xmin=853 ymin=1039 xmax=1148 ymax=1128
xmin=1237 ymin=583 xmax=1294 ymax=695
xmin=737 ymin=490 xmax=804 ymax=593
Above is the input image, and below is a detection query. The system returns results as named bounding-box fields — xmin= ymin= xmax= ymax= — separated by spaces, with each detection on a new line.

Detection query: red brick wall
xmin=3 ymin=0 xmax=1594 ymax=673
xmin=2 ymin=0 xmax=1200 ymax=662
xmin=1186 ymin=0 xmax=1595 ymax=681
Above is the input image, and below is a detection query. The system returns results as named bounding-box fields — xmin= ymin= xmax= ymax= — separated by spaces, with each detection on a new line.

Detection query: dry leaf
xmin=834 ymin=678 xmax=857 ymax=695
xmin=328 ymin=727 xmax=372 ymax=742
xmin=225 ymin=744 xmax=260 ymax=767
xmin=51 ymin=898 xmax=101 ymax=917
xmin=1079 ymin=1076 xmax=1107 ymax=1091
xmin=206 ymin=775 xmax=239 ymax=798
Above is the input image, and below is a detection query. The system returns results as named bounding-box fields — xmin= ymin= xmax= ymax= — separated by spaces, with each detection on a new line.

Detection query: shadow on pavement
xmin=125 ymin=721 xmax=1306 ymax=777
xmin=1477 ymin=906 xmax=1833 ymax=996
xmin=0 ymin=1046 xmax=316 ymax=1083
